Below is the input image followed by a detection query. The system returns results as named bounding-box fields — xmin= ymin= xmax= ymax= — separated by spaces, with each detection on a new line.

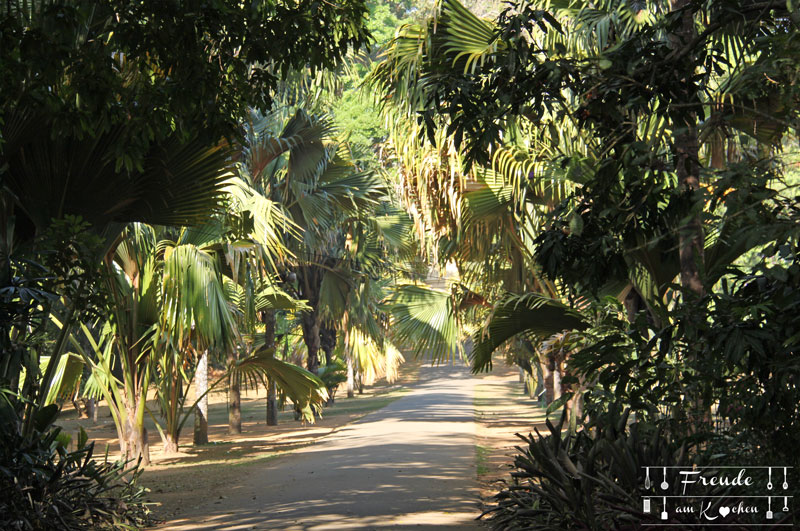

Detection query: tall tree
xmin=238 ymin=108 xmax=387 ymax=377
xmin=1 ymin=0 xmax=370 ymax=440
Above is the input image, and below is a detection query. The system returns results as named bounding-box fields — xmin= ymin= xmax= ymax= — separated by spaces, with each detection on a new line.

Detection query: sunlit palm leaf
xmin=232 ymin=350 xmax=328 ymax=422
xmin=387 ymin=284 xmax=462 ymax=363
xmin=161 ymin=244 xmax=236 ymax=350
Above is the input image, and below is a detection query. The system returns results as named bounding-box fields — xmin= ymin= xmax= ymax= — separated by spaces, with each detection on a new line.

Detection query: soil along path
xmin=161 ymin=363 xmax=480 ymax=530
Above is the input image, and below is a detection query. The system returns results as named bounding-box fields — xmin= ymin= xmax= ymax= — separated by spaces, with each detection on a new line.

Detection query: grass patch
xmin=476 ymin=444 xmax=490 ymax=476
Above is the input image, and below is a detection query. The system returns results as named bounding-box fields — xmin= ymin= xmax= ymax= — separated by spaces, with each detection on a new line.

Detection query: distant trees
xmin=371 ymin=0 xmax=799 ymax=376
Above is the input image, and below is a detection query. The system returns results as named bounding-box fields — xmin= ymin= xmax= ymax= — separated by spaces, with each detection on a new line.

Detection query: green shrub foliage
xmin=0 ymin=403 xmax=150 ymax=530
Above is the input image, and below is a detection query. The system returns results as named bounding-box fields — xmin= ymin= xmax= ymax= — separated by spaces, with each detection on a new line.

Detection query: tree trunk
xmin=74 ymin=393 xmax=88 ymax=419
xmin=552 ymin=364 xmax=561 ymax=400
xmin=346 ymin=355 xmax=355 ymax=398
xmin=193 ymin=350 xmax=209 ymax=446
xmin=320 ymin=325 xmax=337 ymax=406
xmin=357 ymin=371 xmax=364 ymax=394
xmin=227 ymin=349 xmax=241 ymax=434
xmin=670 ymin=0 xmax=708 ymax=430
xmin=321 ymin=326 xmax=336 ymax=367
xmin=669 ymin=0 xmax=704 ymax=298
xmin=122 ymin=409 xmax=150 ymax=466
xmin=528 ymin=372 xmax=537 ymax=400
xmin=297 ymin=265 xmax=323 ymax=376
xmin=266 ymin=376 xmax=278 ymax=426
xmin=300 ymin=312 xmax=321 ymax=376
xmin=534 ymin=363 xmax=544 ymax=403
xmin=262 ymin=309 xmax=279 ymax=425
xmin=87 ymin=398 xmax=97 ymax=423
xmin=540 ymin=358 xmax=554 ymax=404
xmin=162 ymin=432 xmax=179 ymax=455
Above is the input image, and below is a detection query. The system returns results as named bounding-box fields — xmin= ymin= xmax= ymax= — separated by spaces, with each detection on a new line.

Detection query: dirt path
xmin=160 ymin=363 xmax=481 ymax=530
xmin=473 ymin=365 xmax=548 ymax=505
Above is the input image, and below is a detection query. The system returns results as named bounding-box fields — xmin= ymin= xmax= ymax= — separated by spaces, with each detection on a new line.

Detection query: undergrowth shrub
xmin=482 ymin=410 xmax=790 ymax=530
xmin=0 ymin=402 xmax=151 ymax=530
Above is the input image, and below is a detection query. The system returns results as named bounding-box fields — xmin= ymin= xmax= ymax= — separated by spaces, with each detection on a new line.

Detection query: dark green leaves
xmin=471 ymin=293 xmax=588 ymax=373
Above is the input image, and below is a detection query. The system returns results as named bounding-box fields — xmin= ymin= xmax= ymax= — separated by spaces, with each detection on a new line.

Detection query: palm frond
xmin=471 ymin=293 xmax=588 ymax=373
xmin=161 ymin=244 xmax=237 ymax=350
xmin=1 ymin=113 xmax=232 ymax=231
xmin=232 ymin=350 xmax=328 ymax=422
xmin=387 ymin=283 xmax=462 ymax=363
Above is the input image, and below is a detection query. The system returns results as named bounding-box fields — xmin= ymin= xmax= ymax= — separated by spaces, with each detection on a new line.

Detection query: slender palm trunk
xmin=227 ymin=349 xmax=241 ymax=434
xmin=162 ymin=433 xmax=179 ymax=454
xmin=320 ymin=326 xmax=337 ymax=406
xmin=193 ymin=350 xmax=209 ymax=445
xmin=346 ymin=355 xmax=355 ymax=398
xmin=300 ymin=312 xmax=321 ymax=375
xmin=267 ymin=377 xmax=278 ymax=425
xmin=122 ymin=398 xmax=150 ymax=465
xmin=670 ymin=0 xmax=708 ymax=430
xmin=669 ymin=0 xmax=704 ymax=298
xmin=262 ymin=309 xmax=279 ymax=425
xmin=87 ymin=398 xmax=97 ymax=423
xmin=528 ymin=372 xmax=537 ymax=400
xmin=540 ymin=357 xmax=554 ymax=404
xmin=552 ymin=363 xmax=562 ymax=402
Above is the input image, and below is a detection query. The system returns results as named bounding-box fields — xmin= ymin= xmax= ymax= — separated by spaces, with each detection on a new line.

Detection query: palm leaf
xmin=387 ymin=283 xmax=462 ymax=363
xmin=161 ymin=243 xmax=237 ymax=350
xmin=471 ymin=293 xmax=588 ymax=373
xmin=1 ymin=113 xmax=232 ymax=233
xmin=38 ymin=353 xmax=84 ymax=406
xmin=232 ymin=350 xmax=328 ymax=422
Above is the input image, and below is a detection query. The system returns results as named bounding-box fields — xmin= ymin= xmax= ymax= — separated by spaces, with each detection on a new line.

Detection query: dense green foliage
xmin=0 ymin=1 xmax=381 ymax=526
xmin=0 ymin=406 xmax=149 ymax=530
xmin=0 ymin=0 xmax=371 ymax=164
xmin=2 ymin=0 xmax=799 ymax=528
xmin=371 ymin=0 xmax=799 ymax=528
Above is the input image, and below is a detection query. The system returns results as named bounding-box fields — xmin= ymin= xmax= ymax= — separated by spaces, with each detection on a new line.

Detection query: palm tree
xmin=338 ymin=278 xmax=405 ymax=397
xmin=151 ymin=236 xmax=236 ymax=454
xmin=238 ymin=108 xmax=388 ymax=378
xmin=1 ymin=114 xmax=233 ymax=437
xmin=74 ymin=223 xmax=328 ymax=462
xmin=80 ymin=223 xmax=160 ymax=465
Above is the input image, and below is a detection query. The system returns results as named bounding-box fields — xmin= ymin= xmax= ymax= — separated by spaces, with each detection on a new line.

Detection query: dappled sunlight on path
xmin=159 ymin=363 xmax=480 ymax=530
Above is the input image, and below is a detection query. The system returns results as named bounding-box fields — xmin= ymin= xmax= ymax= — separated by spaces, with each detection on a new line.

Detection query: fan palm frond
xmin=387 ymin=283 xmax=462 ymax=363
xmin=1 ymin=113 xmax=233 ymax=234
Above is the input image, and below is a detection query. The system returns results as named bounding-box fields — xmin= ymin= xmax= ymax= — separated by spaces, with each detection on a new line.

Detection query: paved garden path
xmin=163 ymin=363 xmax=481 ymax=530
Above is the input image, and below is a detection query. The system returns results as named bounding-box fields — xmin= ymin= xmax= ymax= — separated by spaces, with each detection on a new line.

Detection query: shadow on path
xmin=161 ymin=363 xmax=481 ymax=530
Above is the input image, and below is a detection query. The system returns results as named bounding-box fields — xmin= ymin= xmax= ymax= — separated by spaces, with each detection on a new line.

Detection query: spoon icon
xmin=783 ymin=496 xmax=789 ymax=512
xmin=661 ymin=467 xmax=669 ymax=490
xmin=645 ymin=467 xmax=651 ymax=489
xmin=783 ymin=467 xmax=788 ymax=490
xmin=768 ymin=467 xmax=773 ymax=490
